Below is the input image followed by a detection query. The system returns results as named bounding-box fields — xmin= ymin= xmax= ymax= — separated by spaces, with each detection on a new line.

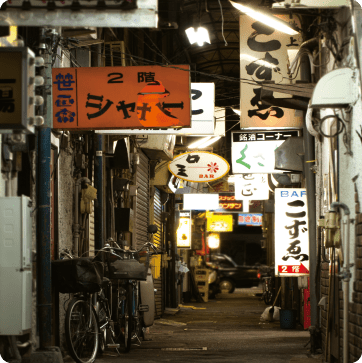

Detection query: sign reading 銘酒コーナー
xmin=168 ymin=151 xmax=230 ymax=183
xmin=52 ymin=65 xmax=191 ymax=130
xmin=275 ymin=188 xmax=309 ymax=276
xmin=232 ymin=130 xmax=301 ymax=174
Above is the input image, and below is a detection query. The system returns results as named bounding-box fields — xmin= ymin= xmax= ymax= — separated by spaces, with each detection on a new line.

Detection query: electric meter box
xmin=0 ymin=196 xmax=32 ymax=335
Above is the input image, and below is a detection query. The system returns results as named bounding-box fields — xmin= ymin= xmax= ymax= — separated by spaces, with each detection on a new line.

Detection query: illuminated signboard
xmin=275 ymin=188 xmax=309 ymax=276
xmin=177 ymin=211 xmax=191 ymax=248
xmin=206 ymin=214 xmax=233 ymax=232
xmin=215 ymin=195 xmax=262 ymax=213
xmin=52 ymin=65 xmax=190 ymax=130
xmin=238 ymin=213 xmax=262 ymax=226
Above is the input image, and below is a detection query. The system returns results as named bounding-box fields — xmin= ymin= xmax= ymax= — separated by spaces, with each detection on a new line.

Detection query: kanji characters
xmin=53 ymin=73 xmax=75 ymax=91
xmin=55 ymin=108 xmax=75 ymax=123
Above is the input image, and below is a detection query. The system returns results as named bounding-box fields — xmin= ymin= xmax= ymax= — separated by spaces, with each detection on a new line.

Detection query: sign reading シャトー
xmin=52 ymin=65 xmax=190 ymax=130
xmin=96 ymin=83 xmax=215 ymax=135
xmin=168 ymin=151 xmax=230 ymax=183
xmin=232 ymin=130 xmax=300 ymax=174
xmin=275 ymin=188 xmax=309 ymax=276
xmin=239 ymin=15 xmax=303 ymax=128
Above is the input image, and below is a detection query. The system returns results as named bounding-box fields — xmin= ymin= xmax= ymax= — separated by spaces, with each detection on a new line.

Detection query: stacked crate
xmin=194 ymin=268 xmax=209 ymax=302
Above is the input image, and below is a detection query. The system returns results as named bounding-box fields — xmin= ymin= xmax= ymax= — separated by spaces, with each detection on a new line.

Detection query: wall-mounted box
xmin=0 ymin=196 xmax=32 ymax=335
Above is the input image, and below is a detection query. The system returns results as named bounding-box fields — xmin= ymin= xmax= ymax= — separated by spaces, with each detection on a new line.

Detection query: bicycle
xmin=260 ymin=266 xmax=275 ymax=305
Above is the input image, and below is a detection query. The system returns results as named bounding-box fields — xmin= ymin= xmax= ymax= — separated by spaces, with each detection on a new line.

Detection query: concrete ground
xmin=64 ymin=286 xmax=323 ymax=363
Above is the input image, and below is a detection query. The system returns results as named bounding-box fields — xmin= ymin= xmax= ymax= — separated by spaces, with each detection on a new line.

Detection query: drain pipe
xmin=74 ymin=177 xmax=90 ymax=257
xmin=94 ymin=134 xmax=104 ymax=252
xmin=330 ymin=202 xmax=351 ymax=363
xmin=300 ymin=54 xmax=318 ymax=351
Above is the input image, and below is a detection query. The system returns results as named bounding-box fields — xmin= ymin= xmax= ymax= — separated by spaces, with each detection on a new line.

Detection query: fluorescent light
xmin=231 ymin=107 xmax=241 ymax=115
xmin=240 ymin=54 xmax=279 ymax=69
xmin=229 ymin=0 xmax=298 ymax=35
xmin=198 ymin=136 xmax=221 ymax=148
xmin=185 ymin=27 xmax=211 ymax=46
xmin=187 ymin=136 xmax=212 ymax=149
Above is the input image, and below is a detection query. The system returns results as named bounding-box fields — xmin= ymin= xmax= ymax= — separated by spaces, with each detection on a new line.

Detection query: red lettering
xmin=199 ymin=174 xmax=203 ymax=178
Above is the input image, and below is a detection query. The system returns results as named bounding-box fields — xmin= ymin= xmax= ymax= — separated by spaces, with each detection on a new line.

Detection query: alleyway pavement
xmin=64 ymin=287 xmax=323 ymax=363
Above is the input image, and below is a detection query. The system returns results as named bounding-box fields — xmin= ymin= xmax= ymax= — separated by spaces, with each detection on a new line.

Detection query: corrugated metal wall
xmin=89 ymin=161 xmax=95 ymax=256
xmin=153 ymin=187 xmax=163 ymax=317
xmin=135 ymin=151 xmax=149 ymax=249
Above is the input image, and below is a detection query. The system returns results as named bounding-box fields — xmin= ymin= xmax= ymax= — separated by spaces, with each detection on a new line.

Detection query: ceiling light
xmin=187 ymin=136 xmax=212 ymax=149
xmin=198 ymin=136 xmax=221 ymax=148
xmin=185 ymin=27 xmax=211 ymax=46
xmin=231 ymin=107 xmax=241 ymax=115
xmin=229 ymin=0 xmax=299 ymax=35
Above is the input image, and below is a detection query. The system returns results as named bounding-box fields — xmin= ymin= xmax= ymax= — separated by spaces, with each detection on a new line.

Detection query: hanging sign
xmin=206 ymin=214 xmax=233 ymax=232
xmin=239 ymin=15 xmax=303 ymax=128
xmin=275 ymin=188 xmax=309 ymax=276
xmin=52 ymin=65 xmax=191 ymax=130
xmin=96 ymin=83 xmax=216 ymax=135
xmin=232 ymin=130 xmax=300 ymax=174
xmin=234 ymin=174 xmax=269 ymax=200
xmin=238 ymin=213 xmax=262 ymax=226
xmin=168 ymin=151 xmax=230 ymax=183
xmin=215 ymin=195 xmax=262 ymax=213
xmin=177 ymin=211 xmax=192 ymax=248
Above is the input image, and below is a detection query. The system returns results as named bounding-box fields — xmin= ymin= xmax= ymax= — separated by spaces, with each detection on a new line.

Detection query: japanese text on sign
xmin=275 ymin=188 xmax=309 ymax=276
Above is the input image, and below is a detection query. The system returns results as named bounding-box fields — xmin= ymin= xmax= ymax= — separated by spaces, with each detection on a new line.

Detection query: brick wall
xmin=321 ymin=213 xmax=362 ymax=362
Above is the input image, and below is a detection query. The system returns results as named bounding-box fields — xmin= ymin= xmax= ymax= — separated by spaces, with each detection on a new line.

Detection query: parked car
xmin=206 ymin=253 xmax=264 ymax=294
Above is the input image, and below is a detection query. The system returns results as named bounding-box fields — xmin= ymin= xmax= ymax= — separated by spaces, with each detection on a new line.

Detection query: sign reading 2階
xmin=52 ymin=65 xmax=191 ymax=130
xmin=168 ymin=151 xmax=230 ymax=183
xmin=275 ymin=188 xmax=309 ymax=276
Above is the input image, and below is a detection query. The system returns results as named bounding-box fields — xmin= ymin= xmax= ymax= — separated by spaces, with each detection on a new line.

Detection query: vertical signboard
xmin=275 ymin=188 xmax=309 ymax=276
xmin=239 ymin=15 xmax=303 ymax=128
xmin=177 ymin=211 xmax=192 ymax=248
xmin=234 ymin=174 xmax=269 ymax=200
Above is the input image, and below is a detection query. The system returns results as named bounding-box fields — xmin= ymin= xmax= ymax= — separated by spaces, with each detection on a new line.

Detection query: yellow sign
xmin=177 ymin=217 xmax=191 ymax=248
xmin=206 ymin=214 xmax=233 ymax=232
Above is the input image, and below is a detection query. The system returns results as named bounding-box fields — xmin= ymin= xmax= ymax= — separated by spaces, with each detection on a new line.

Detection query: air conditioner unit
xmin=273 ymin=0 xmax=350 ymax=9
xmin=310 ymin=68 xmax=359 ymax=109
xmin=138 ymin=135 xmax=176 ymax=161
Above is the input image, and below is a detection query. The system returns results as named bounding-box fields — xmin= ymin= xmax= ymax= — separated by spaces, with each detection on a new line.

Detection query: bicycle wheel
xmin=124 ymin=282 xmax=133 ymax=353
xmin=65 ymin=298 xmax=99 ymax=363
xmin=264 ymin=290 xmax=274 ymax=305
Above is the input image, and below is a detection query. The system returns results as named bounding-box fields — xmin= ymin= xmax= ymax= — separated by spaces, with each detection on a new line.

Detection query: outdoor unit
xmin=138 ymin=134 xmax=176 ymax=161
xmin=0 ymin=196 xmax=32 ymax=335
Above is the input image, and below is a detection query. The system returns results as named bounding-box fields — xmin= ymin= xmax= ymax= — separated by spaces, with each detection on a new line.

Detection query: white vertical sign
xmin=234 ymin=174 xmax=269 ymax=200
xmin=275 ymin=188 xmax=309 ymax=276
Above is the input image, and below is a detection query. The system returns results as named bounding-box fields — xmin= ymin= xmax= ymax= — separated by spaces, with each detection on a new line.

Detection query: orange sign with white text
xmin=52 ymin=65 xmax=191 ymax=130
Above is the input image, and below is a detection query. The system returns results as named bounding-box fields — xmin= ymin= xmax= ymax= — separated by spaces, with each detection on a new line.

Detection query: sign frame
xmin=275 ymin=188 xmax=309 ymax=276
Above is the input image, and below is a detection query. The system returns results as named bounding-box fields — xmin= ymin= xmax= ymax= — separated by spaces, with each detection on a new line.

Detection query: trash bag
xmin=260 ymin=306 xmax=281 ymax=321
xmin=52 ymin=258 xmax=104 ymax=294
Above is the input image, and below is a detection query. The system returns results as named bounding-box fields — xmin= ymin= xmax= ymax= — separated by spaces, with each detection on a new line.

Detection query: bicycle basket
xmin=107 ymin=258 xmax=148 ymax=281
xmin=52 ymin=258 xmax=104 ymax=294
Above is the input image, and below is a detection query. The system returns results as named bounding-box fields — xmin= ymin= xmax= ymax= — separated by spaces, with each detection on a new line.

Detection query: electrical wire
xmin=216 ymin=0 xmax=228 ymax=47
xmin=319 ymin=114 xmax=345 ymax=138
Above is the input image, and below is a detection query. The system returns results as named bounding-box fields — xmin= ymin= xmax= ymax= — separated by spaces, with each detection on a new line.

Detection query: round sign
xmin=168 ymin=151 xmax=230 ymax=183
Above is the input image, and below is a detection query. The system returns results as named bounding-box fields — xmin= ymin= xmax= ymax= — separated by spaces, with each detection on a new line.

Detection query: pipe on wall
xmin=94 ymin=134 xmax=104 ymax=251
xmin=300 ymin=54 xmax=318 ymax=352
xmin=37 ymin=127 xmax=52 ymax=348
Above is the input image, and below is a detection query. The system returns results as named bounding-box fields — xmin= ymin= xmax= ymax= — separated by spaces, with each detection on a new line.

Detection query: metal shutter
xmin=153 ymin=187 xmax=163 ymax=317
xmin=88 ymin=160 xmax=95 ymax=256
xmin=135 ymin=151 xmax=149 ymax=249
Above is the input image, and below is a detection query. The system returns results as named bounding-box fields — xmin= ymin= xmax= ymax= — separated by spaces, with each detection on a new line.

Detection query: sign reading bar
xmin=232 ymin=130 xmax=300 ymax=174
xmin=275 ymin=188 xmax=309 ymax=276
xmin=169 ymin=151 xmax=230 ymax=183
xmin=52 ymin=65 xmax=190 ymax=130
xmin=96 ymin=83 xmax=216 ymax=135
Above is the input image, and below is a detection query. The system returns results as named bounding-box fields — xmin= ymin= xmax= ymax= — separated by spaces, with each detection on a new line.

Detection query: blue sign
xmin=238 ymin=213 xmax=262 ymax=226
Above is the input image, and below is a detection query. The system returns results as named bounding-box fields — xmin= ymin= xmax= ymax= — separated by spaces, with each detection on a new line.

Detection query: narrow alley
xmin=67 ymin=288 xmax=315 ymax=363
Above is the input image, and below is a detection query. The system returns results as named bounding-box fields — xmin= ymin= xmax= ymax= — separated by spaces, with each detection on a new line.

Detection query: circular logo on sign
xmin=168 ymin=151 xmax=230 ymax=183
